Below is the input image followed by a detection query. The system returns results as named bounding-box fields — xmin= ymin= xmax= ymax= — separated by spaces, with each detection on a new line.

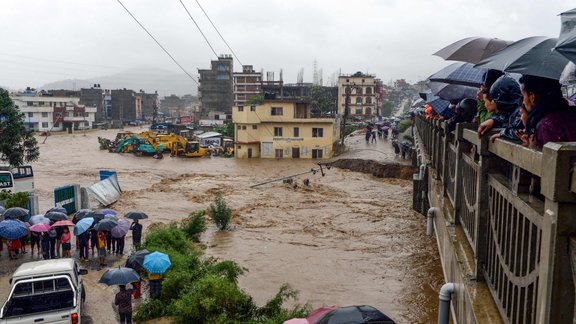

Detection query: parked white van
xmin=0 ymin=259 xmax=87 ymax=324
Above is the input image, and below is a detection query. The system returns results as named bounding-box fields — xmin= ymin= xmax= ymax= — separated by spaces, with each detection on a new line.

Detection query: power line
xmin=194 ymin=0 xmax=243 ymax=66
xmin=115 ymin=0 xmax=198 ymax=86
xmin=178 ymin=0 xmax=219 ymax=59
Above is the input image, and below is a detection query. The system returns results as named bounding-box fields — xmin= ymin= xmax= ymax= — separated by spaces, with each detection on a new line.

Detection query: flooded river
xmin=0 ymin=127 xmax=443 ymax=323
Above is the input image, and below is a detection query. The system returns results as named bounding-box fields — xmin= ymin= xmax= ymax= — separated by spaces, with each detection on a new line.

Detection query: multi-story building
xmin=80 ymin=85 xmax=104 ymax=122
xmin=135 ymin=90 xmax=159 ymax=121
xmin=233 ymin=65 xmax=262 ymax=107
xmin=111 ymin=89 xmax=141 ymax=123
xmin=337 ymin=72 xmax=376 ymax=119
xmin=11 ymin=91 xmax=96 ymax=131
xmin=198 ymin=55 xmax=233 ymax=118
xmin=232 ymin=99 xmax=340 ymax=159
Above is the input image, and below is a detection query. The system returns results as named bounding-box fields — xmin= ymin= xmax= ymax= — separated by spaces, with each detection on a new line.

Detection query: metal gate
xmin=54 ymin=185 xmax=76 ymax=214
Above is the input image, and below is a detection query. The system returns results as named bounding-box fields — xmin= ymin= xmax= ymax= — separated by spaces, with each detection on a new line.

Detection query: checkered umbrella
xmin=429 ymin=62 xmax=487 ymax=87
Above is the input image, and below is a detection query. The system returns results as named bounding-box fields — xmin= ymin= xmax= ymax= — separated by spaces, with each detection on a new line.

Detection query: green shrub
xmin=208 ymin=193 xmax=232 ymax=231
xmin=253 ymin=284 xmax=310 ymax=323
xmin=133 ymin=299 xmax=168 ymax=322
xmin=143 ymin=223 xmax=193 ymax=254
xmin=0 ymin=192 xmax=29 ymax=209
xmin=397 ymin=118 xmax=413 ymax=134
xmin=207 ymin=260 xmax=246 ymax=284
xmin=171 ymin=275 xmax=255 ymax=324
xmin=181 ymin=210 xmax=207 ymax=242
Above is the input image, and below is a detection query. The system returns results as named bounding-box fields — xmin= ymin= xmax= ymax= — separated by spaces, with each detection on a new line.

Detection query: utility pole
xmin=152 ymin=101 xmax=158 ymax=125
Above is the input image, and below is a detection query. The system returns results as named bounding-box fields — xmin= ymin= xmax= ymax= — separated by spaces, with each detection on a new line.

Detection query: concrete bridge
xmin=412 ymin=115 xmax=576 ymax=324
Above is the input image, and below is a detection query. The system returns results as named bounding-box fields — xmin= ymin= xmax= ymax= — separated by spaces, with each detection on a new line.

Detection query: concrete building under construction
xmin=198 ymin=55 xmax=234 ymax=119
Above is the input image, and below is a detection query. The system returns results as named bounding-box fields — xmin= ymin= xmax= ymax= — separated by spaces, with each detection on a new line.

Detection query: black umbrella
xmin=124 ymin=211 xmax=148 ymax=220
xmin=93 ymin=218 xmax=118 ymax=232
xmin=72 ymin=209 xmax=93 ymax=224
xmin=429 ymin=81 xmax=478 ymax=101
xmin=476 ymin=36 xmax=569 ymax=80
xmin=434 ymin=36 xmax=512 ymax=64
xmin=99 ymin=267 xmax=140 ymax=286
xmin=89 ymin=211 xmax=107 ymax=223
xmin=125 ymin=249 xmax=150 ymax=270
xmin=3 ymin=207 xmax=30 ymax=220
xmin=316 ymin=305 xmax=396 ymax=324
xmin=555 ymin=8 xmax=576 ymax=64
xmin=45 ymin=211 xmax=68 ymax=221
xmin=46 ymin=207 xmax=68 ymax=215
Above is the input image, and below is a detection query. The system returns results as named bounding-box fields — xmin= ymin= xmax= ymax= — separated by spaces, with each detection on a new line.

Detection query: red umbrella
xmin=29 ymin=223 xmax=52 ymax=233
xmin=52 ymin=220 xmax=75 ymax=227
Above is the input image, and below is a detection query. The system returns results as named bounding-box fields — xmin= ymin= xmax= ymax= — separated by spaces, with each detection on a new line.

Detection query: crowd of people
xmin=424 ymin=69 xmax=576 ymax=151
xmin=0 ymin=217 xmax=143 ymax=266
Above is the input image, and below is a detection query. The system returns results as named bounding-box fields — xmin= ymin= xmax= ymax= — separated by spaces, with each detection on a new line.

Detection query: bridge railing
xmin=414 ymin=115 xmax=576 ymax=324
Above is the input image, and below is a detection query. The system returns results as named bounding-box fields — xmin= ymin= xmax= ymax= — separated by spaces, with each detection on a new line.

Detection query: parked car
xmin=0 ymin=259 xmax=87 ymax=324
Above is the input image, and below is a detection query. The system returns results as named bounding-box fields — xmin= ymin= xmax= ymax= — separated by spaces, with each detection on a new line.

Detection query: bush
xmin=397 ymin=118 xmax=413 ymax=134
xmin=181 ymin=210 xmax=207 ymax=242
xmin=143 ymin=223 xmax=193 ymax=254
xmin=253 ymin=284 xmax=310 ymax=323
xmin=0 ymin=192 xmax=29 ymax=209
xmin=208 ymin=193 xmax=232 ymax=231
xmin=133 ymin=299 xmax=168 ymax=322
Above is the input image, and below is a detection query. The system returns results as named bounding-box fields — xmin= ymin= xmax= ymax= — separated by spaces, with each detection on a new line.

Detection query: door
xmin=275 ymin=149 xmax=283 ymax=159
xmin=247 ymin=148 xmax=252 ymax=158
xmin=292 ymin=147 xmax=300 ymax=159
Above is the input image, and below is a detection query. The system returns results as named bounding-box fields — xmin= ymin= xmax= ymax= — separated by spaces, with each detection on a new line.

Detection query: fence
xmin=414 ymin=115 xmax=576 ymax=324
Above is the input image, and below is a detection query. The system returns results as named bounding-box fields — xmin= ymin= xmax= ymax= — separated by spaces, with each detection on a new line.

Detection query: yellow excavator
xmin=170 ymin=138 xmax=211 ymax=157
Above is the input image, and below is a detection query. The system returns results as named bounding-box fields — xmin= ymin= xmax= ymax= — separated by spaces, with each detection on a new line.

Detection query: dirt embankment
xmin=329 ymin=159 xmax=416 ymax=180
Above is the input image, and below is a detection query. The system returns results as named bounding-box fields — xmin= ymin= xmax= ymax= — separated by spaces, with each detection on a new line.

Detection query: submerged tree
xmin=0 ymin=88 xmax=39 ymax=166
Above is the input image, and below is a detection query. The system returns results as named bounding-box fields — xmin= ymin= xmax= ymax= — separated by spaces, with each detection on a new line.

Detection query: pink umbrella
xmin=111 ymin=219 xmax=130 ymax=238
xmin=29 ymin=223 xmax=52 ymax=233
xmin=52 ymin=220 xmax=75 ymax=227
xmin=306 ymin=306 xmax=338 ymax=323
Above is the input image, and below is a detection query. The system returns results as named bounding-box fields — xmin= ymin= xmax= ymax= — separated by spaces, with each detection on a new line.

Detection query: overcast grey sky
xmin=0 ymin=0 xmax=573 ymax=91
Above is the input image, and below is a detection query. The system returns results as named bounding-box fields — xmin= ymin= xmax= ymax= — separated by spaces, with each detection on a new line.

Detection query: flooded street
xmin=1 ymin=127 xmax=443 ymax=323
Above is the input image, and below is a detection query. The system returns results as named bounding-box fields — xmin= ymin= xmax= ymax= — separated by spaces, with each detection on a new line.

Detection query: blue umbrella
xmin=0 ymin=219 xmax=28 ymax=240
xmin=143 ymin=251 xmax=171 ymax=274
xmin=428 ymin=98 xmax=454 ymax=119
xmin=429 ymin=62 xmax=487 ymax=87
xmin=74 ymin=217 xmax=94 ymax=236
xmin=99 ymin=267 xmax=140 ymax=286
xmin=29 ymin=214 xmax=51 ymax=225
xmin=99 ymin=209 xmax=117 ymax=216
xmin=0 ymin=206 xmax=5 ymax=216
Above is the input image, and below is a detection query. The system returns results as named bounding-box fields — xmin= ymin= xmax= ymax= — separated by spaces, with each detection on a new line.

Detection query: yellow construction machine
xmin=170 ymin=139 xmax=211 ymax=157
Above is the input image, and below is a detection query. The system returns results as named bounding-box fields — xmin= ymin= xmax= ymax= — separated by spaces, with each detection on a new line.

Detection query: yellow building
xmin=337 ymin=72 xmax=376 ymax=118
xmin=232 ymin=100 xmax=340 ymax=159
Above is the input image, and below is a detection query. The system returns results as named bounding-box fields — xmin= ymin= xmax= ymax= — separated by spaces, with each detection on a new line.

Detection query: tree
xmin=211 ymin=122 xmax=234 ymax=138
xmin=307 ymin=86 xmax=336 ymax=115
xmin=246 ymin=94 xmax=264 ymax=106
xmin=0 ymin=88 xmax=39 ymax=167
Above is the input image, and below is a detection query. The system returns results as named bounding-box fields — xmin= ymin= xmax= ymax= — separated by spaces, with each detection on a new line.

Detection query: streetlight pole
xmin=341 ymin=85 xmax=351 ymax=145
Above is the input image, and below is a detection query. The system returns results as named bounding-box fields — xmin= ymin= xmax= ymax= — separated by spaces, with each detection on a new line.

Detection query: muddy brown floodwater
xmin=0 ymin=127 xmax=443 ymax=323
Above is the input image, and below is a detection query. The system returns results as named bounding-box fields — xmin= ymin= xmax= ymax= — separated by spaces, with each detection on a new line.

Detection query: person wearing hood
xmin=446 ymin=98 xmax=477 ymax=133
xmin=476 ymin=70 xmax=503 ymax=124
xmin=518 ymin=75 xmax=576 ymax=149
xmin=478 ymin=75 xmax=522 ymax=138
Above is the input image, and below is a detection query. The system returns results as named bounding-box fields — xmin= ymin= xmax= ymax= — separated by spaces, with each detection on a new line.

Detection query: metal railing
xmin=414 ymin=115 xmax=576 ymax=324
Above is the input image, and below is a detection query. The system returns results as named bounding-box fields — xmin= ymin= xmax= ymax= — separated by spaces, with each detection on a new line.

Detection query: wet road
xmin=0 ymin=127 xmax=443 ymax=323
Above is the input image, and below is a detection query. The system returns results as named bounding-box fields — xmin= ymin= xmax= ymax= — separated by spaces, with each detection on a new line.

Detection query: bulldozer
xmin=114 ymin=136 xmax=164 ymax=159
xmin=170 ymin=139 xmax=210 ymax=157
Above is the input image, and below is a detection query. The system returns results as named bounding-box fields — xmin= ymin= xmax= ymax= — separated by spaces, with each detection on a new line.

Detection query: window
xmin=27 ymin=112 xmax=33 ymax=118
xmin=271 ymin=107 xmax=283 ymax=116
xmin=366 ymin=87 xmax=372 ymax=94
xmin=41 ymin=122 xmax=49 ymax=128
xmin=54 ymin=123 xmax=59 ymax=127
xmin=55 ymin=113 xmax=62 ymax=117
xmin=356 ymin=87 xmax=363 ymax=95
xmin=250 ymin=106 xmax=256 ymax=111
xmin=238 ymin=106 xmax=244 ymax=112
xmin=356 ymin=97 xmax=362 ymax=104
xmin=274 ymin=127 xmax=283 ymax=137
xmin=237 ymin=125 xmax=241 ymax=130
xmin=356 ymin=108 xmax=363 ymax=114
xmin=27 ymin=101 xmax=33 ymax=106
xmin=312 ymin=149 xmax=323 ymax=159
xmin=312 ymin=128 xmax=323 ymax=137
xmin=294 ymin=127 xmax=300 ymax=137
xmin=39 ymin=101 xmax=44 ymax=106
xmin=242 ymin=126 xmax=246 ymax=130
xmin=252 ymin=125 xmax=257 ymax=130
xmin=85 ymin=122 xmax=89 ymax=126
xmin=366 ymin=97 xmax=372 ymax=104
xmin=41 ymin=112 xmax=48 ymax=117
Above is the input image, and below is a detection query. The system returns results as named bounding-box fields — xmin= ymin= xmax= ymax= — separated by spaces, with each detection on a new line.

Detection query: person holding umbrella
xmin=115 ymin=285 xmax=134 ymax=324
xmin=99 ymin=267 xmax=139 ymax=324
xmin=97 ymin=231 xmax=107 ymax=266
xmin=129 ymin=220 xmax=142 ymax=249
xmin=61 ymin=227 xmax=71 ymax=258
